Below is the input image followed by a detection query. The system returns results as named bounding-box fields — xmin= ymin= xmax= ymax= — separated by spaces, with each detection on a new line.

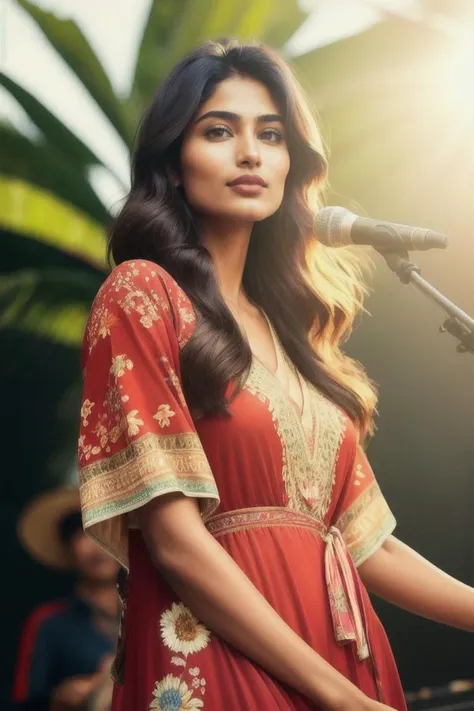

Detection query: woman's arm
xmin=359 ymin=535 xmax=474 ymax=631
xmin=137 ymin=494 xmax=390 ymax=711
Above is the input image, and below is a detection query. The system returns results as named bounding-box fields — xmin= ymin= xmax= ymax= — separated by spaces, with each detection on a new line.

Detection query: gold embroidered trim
xmin=80 ymin=432 xmax=219 ymax=521
xmin=336 ymin=481 xmax=396 ymax=567
xmin=245 ymin=361 xmax=346 ymax=524
xmin=81 ymin=432 xmax=211 ymax=481
xmin=206 ymin=505 xmax=326 ymax=539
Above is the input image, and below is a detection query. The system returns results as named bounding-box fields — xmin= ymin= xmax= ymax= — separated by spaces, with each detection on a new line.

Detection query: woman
xmin=78 ymin=40 xmax=474 ymax=711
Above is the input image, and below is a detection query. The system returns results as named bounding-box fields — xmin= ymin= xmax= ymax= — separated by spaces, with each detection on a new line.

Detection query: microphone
xmin=314 ymin=206 xmax=448 ymax=251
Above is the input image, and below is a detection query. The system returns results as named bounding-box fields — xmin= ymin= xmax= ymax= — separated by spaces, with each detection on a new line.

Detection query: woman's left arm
xmin=358 ymin=534 xmax=474 ymax=632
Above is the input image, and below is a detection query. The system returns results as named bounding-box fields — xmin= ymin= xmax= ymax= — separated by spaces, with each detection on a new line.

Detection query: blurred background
xmin=1 ymin=0 xmax=473 ymax=708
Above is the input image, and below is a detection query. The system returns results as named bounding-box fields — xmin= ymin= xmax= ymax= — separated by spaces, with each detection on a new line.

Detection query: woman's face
xmin=180 ymin=75 xmax=290 ymax=225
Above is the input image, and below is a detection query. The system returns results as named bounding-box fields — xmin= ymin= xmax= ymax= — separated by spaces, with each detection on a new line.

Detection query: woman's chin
xmin=225 ymin=205 xmax=275 ymax=223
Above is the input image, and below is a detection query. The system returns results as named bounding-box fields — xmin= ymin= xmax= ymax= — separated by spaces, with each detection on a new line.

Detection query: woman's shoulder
xmin=85 ymin=260 xmax=196 ymax=352
xmin=98 ymin=259 xmax=183 ymax=303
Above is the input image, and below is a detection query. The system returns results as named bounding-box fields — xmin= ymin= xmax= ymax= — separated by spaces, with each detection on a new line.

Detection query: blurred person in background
xmin=13 ymin=487 xmax=119 ymax=711
xmin=78 ymin=39 xmax=474 ymax=711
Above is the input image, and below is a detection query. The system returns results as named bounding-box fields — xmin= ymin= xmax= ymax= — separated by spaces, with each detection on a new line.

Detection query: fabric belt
xmin=206 ymin=506 xmax=369 ymax=661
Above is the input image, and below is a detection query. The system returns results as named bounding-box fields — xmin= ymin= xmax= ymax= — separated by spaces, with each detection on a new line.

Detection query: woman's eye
xmin=204 ymin=125 xmax=232 ymax=139
xmin=260 ymin=128 xmax=284 ymax=143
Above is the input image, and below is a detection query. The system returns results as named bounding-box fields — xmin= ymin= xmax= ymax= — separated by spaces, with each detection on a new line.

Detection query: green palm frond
xmin=0 ymin=71 xmax=104 ymax=172
xmin=0 ymin=126 xmax=110 ymax=225
xmin=17 ymin=0 xmax=131 ymax=144
xmin=0 ymin=267 xmax=103 ymax=347
xmin=153 ymin=0 xmax=301 ymax=84
xmin=0 ymin=177 xmax=108 ymax=270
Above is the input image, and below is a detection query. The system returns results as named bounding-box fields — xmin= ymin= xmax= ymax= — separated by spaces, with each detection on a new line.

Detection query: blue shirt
xmin=13 ymin=595 xmax=116 ymax=709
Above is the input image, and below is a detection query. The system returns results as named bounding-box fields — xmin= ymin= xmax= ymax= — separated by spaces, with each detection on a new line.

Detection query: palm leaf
xmin=161 ymin=0 xmax=272 ymax=75
xmin=0 ymin=71 xmax=104 ymax=172
xmin=0 ymin=126 xmax=110 ymax=225
xmin=17 ymin=0 xmax=131 ymax=144
xmin=127 ymin=0 xmax=187 ymax=121
xmin=0 ymin=177 xmax=108 ymax=270
xmin=261 ymin=1 xmax=307 ymax=49
xmin=128 ymin=0 xmax=307 ymax=122
xmin=0 ymin=267 xmax=103 ymax=347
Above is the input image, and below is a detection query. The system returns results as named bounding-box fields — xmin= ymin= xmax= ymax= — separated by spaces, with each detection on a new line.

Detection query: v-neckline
xmin=251 ymin=311 xmax=306 ymax=420
xmin=246 ymin=314 xmax=318 ymax=463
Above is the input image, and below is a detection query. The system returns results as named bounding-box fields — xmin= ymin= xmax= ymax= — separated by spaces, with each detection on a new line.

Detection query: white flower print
xmin=126 ymin=410 xmax=144 ymax=436
xmin=179 ymin=306 xmax=195 ymax=325
xmin=110 ymin=354 xmax=133 ymax=378
xmin=160 ymin=603 xmax=210 ymax=657
xmin=149 ymin=675 xmax=203 ymax=710
xmin=78 ymin=435 xmax=100 ymax=462
xmin=191 ymin=677 xmax=206 ymax=696
xmin=171 ymin=656 xmax=186 ymax=668
xmin=80 ymin=399 xmax=94 ymax=426
xmin=153 ymin=404 xmax=176 ymax=428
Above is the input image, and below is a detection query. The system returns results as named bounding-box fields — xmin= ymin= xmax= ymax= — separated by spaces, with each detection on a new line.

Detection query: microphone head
xmin=314 ymin=206 xmax=358 ymax=247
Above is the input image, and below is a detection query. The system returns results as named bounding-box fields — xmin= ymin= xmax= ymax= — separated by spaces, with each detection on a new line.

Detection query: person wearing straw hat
xmin=13 ymin=487 xmax=119 ymax=711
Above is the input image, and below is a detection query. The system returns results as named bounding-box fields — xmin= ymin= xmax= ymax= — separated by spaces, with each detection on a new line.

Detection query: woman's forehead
xmin=196 ymin=76 xmax=281 ymax=121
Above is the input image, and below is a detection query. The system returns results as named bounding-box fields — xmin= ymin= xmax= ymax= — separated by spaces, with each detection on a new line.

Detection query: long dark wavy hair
xmin=108 ymin=39 xmax=378 ymax=440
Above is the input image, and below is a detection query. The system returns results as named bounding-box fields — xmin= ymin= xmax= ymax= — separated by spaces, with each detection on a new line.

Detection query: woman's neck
xmin=201 ymin=218 xmax=253 ymax=304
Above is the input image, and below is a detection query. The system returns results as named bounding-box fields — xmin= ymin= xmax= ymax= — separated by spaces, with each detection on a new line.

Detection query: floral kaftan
xmin=78 ymin=260 xmax=406 ymax=711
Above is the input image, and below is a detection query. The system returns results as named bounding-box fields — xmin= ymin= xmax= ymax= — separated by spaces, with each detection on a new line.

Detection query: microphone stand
xmin=375 ymin=242 xmax=474 ymax=356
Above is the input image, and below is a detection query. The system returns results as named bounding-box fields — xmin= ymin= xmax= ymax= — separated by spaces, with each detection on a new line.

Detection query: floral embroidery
xmin=329 ymin=587 xmax=349 ymax=613
xmin=174 ymin=287 xmax=196 ymax=348
xmin=110 ymin=354 xmax=133 ymax=378
xmin=179 ymin=306 xmax=195 ymax=326
xmin=126 ymin=410 xmax=144 ymax=436
xmin=149 ymin=674 xmax=203 ymax=709
xmin=171 ymin=657 xmax=186 ymax=668
xmin=86 ymin=262 xmax=172 ymax=353
xmin=160 ymin=356 xmax=187 ymax=409
xmin=78 ymin=435 xmax=101 ymax=461
xmin=89 ymin=308 xmax=119 ymax=351
xmin=191 ymin=673 xmax=206 ymax=696
xmin=245 ymin=360 xmax=346 ymax=524
xmin=154 ymin=404 xmax=176 ymax=428
xmin=160 ymin=603 xmax=210 ymax=657
xmin=80 ymin=399 xmax=94 ymax=426
xmin=149 ymin=603 xmax=210 ymax=709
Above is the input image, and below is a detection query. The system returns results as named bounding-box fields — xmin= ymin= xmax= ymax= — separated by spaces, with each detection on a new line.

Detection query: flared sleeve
xmin=78 ymin=260 xmax=220 ymax=569
xmin=333 ymin=431 xmax=396 ymax=567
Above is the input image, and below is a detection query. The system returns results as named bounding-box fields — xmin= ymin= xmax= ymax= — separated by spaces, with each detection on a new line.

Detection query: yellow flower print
xmin=160 ymin=603 xmax=210 ymax=657
xmin=110 ymin=354 xmax=133 ymax=378
xmin=150 ymin=675 xmax=203 ymax=710
xmin=153 ymin=404 xmax=176 ymax=428
xmin=80 ymin=399 xmax=95 ymax=426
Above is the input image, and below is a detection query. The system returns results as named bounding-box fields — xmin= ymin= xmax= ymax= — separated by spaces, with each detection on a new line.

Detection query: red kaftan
xmin=78 ymin=260 xmax=406 ymax=711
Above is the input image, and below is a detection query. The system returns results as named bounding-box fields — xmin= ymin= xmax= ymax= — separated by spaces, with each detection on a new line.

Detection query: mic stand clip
xmin=375 ymin=244 xmax=474 ymax=357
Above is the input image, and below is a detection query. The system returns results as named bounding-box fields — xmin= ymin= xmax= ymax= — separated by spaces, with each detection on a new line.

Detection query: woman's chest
xmin=196 ymin=361 xmax=348 ymax=523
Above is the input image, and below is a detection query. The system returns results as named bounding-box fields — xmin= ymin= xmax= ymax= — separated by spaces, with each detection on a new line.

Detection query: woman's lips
xmin=228 ymin=183 xmax=265 ymax=196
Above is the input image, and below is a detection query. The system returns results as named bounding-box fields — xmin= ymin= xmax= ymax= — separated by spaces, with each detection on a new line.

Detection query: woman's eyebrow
xmin=195 ymin=110 xmax=283 ymax=124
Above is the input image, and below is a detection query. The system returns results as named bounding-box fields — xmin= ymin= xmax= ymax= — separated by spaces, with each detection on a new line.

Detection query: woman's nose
xmin=236 ymin=133 xmax=262 ymax=168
